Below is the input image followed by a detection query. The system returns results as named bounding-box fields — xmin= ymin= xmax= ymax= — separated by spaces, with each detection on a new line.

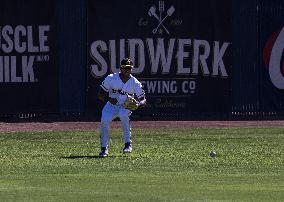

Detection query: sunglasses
xmin=121 ymin=65 xmax=133 ymax=70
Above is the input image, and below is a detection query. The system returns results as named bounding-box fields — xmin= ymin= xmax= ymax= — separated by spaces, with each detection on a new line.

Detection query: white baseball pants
xmin=100 ymin=102 xmax=132 ymax=148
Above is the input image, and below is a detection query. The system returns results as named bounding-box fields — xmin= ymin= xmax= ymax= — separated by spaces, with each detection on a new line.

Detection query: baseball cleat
xmin=123 ymin=142 xmax=132 ymax=153
xmin=99 ymin=147 xmax=108 ymax=157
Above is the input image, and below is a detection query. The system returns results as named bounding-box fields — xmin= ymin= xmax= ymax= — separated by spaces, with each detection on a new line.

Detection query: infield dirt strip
xmin=0 ymin=121 xmax=284 ymax=133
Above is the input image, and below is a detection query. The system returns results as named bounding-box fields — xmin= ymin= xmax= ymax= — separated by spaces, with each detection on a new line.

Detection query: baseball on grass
xmin=209 ymin=151 xmax=217 ymax=157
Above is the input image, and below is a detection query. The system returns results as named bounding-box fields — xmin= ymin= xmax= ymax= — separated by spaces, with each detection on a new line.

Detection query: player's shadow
xmin=61 ymin=155 xmax=103 ymax=159
xmin=61 ymin=155 xmax=128 ymax=159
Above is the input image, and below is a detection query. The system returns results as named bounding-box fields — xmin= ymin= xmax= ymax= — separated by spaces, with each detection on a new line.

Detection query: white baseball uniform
xmin=100 ymin=72 xmax=145 ymax=148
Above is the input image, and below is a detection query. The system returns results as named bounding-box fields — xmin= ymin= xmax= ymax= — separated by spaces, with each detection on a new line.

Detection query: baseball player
xmin=97 ymin=58 xmax=146 ymax=157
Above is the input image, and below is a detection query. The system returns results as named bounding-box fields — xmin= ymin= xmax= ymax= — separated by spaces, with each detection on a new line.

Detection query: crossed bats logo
xmin=148 ymin=1 xmax=175 ymax=34
xmin=263 ymin=26 xmax=284 ymax=89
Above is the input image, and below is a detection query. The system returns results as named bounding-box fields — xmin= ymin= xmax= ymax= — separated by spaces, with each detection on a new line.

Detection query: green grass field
xmin=0 ymin=127 xmax=283 ymax=201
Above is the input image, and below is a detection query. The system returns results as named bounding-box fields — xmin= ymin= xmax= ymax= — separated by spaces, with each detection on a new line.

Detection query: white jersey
xmin=100 ymin=73 xmax=145 ymax=105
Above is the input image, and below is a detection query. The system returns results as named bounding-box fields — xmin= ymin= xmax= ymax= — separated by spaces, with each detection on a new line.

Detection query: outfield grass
xmin=0 ymin=127 xmax=283 ymax=201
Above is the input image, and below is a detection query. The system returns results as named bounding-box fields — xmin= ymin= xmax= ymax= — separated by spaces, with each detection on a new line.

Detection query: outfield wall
xmin=232 ymin=0 xmax=284 ymax=117
xmin=0 ymin=0 xmax=59 ymax=114
xmin=87 ymin=0 xmax=231 ymax=120
xmin=0 ymin=0 xmax=284 ymax=120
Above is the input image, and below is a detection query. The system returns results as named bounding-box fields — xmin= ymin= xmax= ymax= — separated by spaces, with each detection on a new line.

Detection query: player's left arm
xmin=137 ymin=96 xmax=146 ymax=108
xmin=135 ymin=82 xmax=146 ymax=108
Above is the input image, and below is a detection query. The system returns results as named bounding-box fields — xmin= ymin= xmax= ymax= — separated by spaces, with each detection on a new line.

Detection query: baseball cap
xmin=120 ymin=58 xmax=133 ymax=68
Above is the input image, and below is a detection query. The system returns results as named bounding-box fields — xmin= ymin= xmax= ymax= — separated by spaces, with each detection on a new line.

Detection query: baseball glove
xmin=124 ymin=95 xmax=139 ymax=110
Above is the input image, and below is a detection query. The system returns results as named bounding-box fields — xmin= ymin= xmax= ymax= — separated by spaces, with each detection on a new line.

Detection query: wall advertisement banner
xmin=87 ymin=0 xmax=232 ymax=118
xmin=0 ymin=0 xmax=59 ymax=113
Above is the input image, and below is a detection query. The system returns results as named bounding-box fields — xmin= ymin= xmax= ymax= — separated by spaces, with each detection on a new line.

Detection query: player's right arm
xmin=98 ymin=87 xmax=108 ymax=102
xmin=98 ymin=75 xmax=117 ymax=105
xmin=98 ymin=87 xmax=118 ymax=105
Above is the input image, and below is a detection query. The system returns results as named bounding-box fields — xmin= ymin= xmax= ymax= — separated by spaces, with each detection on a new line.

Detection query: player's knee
xmin=101 ymin=116 xmax=112 ymax=126
xmin=118 ymin=113 xmax=129 ymax=122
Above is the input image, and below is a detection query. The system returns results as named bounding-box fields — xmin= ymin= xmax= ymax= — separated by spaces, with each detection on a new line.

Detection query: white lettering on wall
xmin=90 ymin=38 xmax=230 ymax=78
xmin=0 ymin=25 xmax=50 ymax=83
